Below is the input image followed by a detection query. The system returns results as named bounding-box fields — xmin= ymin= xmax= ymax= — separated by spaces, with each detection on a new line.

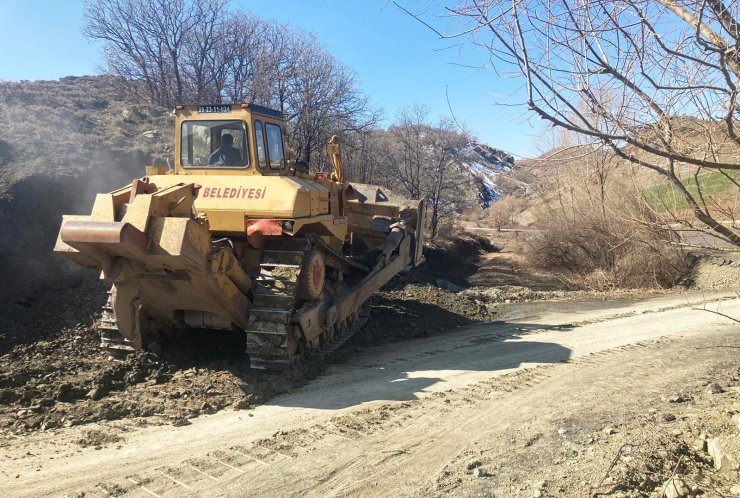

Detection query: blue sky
xmin=0 ymin=0 xmax=544 ymax=157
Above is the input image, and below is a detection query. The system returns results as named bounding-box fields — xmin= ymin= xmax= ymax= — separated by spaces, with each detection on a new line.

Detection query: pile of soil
xmin=0 ymin=274 xmax=272 ymax=434
xmin=686 ymin=253 xmax=740 ymax=290
xmin=0 ymin=76 xmax=170 ymax=303
xmin=356 ymin=283 xmax=498 ymax=344
xmin=0 ymin=321 xmax=258 ymax=434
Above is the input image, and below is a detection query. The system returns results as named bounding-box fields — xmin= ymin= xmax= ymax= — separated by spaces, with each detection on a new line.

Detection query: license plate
xmin=197 ymin=105 xmax=231 ymax=113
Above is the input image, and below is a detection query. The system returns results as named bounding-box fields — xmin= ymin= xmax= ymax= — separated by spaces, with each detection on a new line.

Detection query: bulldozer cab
xmin=174 ymin=104 xmax=287 ymax=176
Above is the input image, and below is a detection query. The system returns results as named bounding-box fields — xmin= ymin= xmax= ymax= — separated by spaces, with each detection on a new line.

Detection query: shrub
xmin=488 ymin=195 xmax=526 ymax=230
xmin=524 ymin=214 xmax=689 ymax=289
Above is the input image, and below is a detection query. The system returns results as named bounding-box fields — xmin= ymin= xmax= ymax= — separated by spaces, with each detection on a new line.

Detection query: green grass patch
xmin=644 ymin=169 xmax=740 ymax=212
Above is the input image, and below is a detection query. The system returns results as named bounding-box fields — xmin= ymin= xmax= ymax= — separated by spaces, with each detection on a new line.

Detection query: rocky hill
xmin=464 ymin=143 xmax=516 ymax=206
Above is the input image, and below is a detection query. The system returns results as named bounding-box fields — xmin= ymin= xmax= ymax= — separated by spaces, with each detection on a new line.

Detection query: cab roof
xmin=174 ymin=103 xmax=284 ymax=120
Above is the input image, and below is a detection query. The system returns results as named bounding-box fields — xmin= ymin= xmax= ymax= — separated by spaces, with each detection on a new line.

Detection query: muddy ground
xmin=0 ymin=237 xmax=503 ymax=435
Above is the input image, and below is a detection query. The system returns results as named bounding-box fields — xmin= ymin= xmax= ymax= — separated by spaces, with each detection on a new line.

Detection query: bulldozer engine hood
xmin=146 ymin=174 xmax=330 ymax=233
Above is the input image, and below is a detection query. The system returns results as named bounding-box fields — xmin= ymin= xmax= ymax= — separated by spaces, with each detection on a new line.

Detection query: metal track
xmin=246 ymin=237 xmax=371 ymax=372
xmin=98 ymin=290 xmax=136 ymax=361
xmin=245 ymin=238 xmax=308 ymax=370
xmin=308 ymin=302 xmax=371 ymax=362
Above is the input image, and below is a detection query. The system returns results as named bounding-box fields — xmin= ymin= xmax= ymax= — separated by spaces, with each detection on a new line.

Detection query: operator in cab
xmin=208 ymin=133 xmax=242 ymax=166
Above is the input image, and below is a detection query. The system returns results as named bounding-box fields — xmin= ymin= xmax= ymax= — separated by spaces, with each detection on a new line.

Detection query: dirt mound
xmin=357 ymin=283 xmax=498 ymax=343
xmin=0 ymin=319 xmax=270 ymax=434
xmin=0 ymin=76 xmax=170 ymax=302
xmin=685 ymin=253 xmax=740 ymax=290
xmin=337 ymin=235 xmax=503 ymax=347
xmin=0 ymin=273 xmax=269 ymax=433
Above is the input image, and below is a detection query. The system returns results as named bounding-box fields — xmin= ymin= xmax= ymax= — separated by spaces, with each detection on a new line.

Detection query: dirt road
xmin=2 ymin=291 xmax=739 ymax=497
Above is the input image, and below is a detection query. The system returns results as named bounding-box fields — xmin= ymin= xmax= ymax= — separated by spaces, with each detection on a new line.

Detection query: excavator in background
xmin=54 ymin=103 xmax=425 ymax=372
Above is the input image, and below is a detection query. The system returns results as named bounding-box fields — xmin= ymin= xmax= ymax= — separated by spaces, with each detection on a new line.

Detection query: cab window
xmin=254 ymin=120 xmax=267 ymax=169
xmin=265 ymin=123 xmax=286 ymax=170
xmin=180 ymin=120 xmax=249 ymax=168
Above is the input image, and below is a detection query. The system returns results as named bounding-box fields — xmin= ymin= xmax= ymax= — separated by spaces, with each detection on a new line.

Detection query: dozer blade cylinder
xmin=60 ymin=221 xmax=148 ymax=260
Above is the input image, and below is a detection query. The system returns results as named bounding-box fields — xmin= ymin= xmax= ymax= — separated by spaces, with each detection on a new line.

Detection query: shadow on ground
xmin=272 ymin=320 xmax=572 ymax=410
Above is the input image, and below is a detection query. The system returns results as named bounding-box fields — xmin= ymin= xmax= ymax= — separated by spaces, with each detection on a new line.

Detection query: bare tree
xmin=375 ymin=105 xmax=477 ymax=238
xmin=83 ymin=0 xmax=214 ymax=107
xmin=282 ymin=36 xmax=379 ymax=165
xmin=84 ymin=0 xmax=378 ymax=166
xmin=213 ymin=13 xmax=264 ymax=103
xmin=339 ymin=128 xmax=388 ymax=184
xmin=413 ymin=0 xmax=740 ymax=247
xmin=425 ymin=119 xmax=476 ymax=237
xmin=240 ymin=20 xmax=294 ymax=106
xmin=180 ymin=0 xmax=227 ymax=102
xmin=385 ymin=104 xmax=432 ymax=199
xmin=489 ymin=194 xmax=526 ymax=230
xmin=538 ymin=128 xmax=619 ymax=219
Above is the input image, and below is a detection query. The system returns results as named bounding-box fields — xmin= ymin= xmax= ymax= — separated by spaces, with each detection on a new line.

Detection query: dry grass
xmin=524 ymin=214 xmax=690 ymax=290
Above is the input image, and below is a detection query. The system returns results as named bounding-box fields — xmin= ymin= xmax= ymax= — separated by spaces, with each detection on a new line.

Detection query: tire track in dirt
xmin=221 ymin=341 xmax=669 ymax=498
xmin=424 ymin=334 xmax=740 ymax=497
xmin=4 ymin=295 xmax=738 ymax=497
xmin=68 ymin=341 xmax=661 ymax=497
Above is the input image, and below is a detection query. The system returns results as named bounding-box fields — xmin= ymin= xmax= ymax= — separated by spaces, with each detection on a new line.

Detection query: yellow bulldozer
xmin=54 ymin=103 xmax=425 ymax=371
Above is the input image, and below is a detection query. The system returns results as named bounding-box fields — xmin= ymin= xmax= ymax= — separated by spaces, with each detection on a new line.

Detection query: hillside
xmin=513 ymin=139 xmax=739 ymax=228
xmin=0 ymin=76 xmax=171 ymax=194
xmin=0 ymin=76 xmax=171 ymax=301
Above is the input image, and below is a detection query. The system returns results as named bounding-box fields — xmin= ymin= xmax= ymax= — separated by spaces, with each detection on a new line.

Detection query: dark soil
xmin=0 ymin=235 xmax=506 ymax=435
